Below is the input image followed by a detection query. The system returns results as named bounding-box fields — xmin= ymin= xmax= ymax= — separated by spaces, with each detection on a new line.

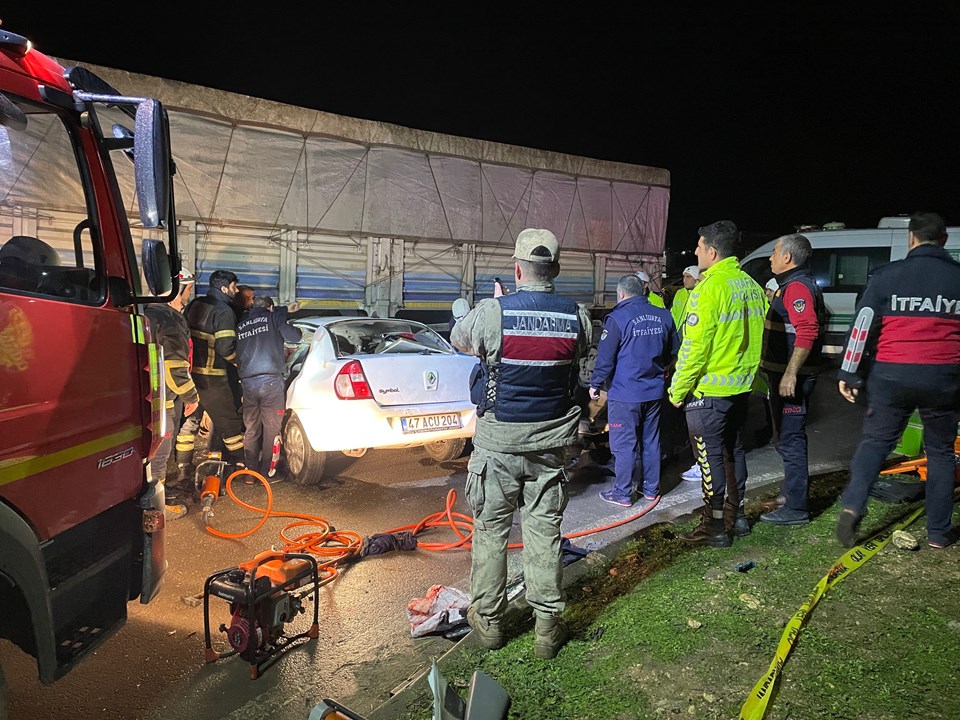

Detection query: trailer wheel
xmin=284 ymin=415 xmax=326 ymax=486
xmin=423 ymin=437 xmax=466 ymax=462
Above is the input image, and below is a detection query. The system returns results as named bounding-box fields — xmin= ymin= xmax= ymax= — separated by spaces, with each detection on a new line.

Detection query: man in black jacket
xmin=145 ymin=269 xmax=199 ymax=518
xmin=236 ymin=296 xmax=302 ymax=476
xmin=186 ymin=269 xmax=245 ymax=464
xmin=836 ymin=212 xmax=960 ymax=549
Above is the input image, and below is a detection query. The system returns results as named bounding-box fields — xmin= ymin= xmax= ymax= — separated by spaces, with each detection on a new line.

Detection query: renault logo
xmin=424 ymin=370 xmax=438 ymax=391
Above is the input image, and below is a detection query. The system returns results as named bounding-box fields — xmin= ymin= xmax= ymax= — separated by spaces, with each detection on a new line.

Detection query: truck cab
xmin=0 ymin=28 xmax=179 ymax=699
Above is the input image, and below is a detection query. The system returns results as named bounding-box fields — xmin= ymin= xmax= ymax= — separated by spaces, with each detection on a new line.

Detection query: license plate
xmin=401 ymin=413 xmax=462 ymax=434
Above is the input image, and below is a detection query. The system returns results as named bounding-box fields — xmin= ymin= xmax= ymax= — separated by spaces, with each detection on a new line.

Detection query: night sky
xmin=3 ymin=6 xmax=958 ymax=252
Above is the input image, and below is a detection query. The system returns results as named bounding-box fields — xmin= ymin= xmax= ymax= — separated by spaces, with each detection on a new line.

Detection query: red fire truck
xmin=0 ymin=27 xmax=181 ymax=709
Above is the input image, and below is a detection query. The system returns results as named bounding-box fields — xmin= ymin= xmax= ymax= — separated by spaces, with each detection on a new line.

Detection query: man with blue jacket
xmin=590 ymin=274 xmax=680 ymax=506
xmin=236 ymin=295 xmax=302 ymax=476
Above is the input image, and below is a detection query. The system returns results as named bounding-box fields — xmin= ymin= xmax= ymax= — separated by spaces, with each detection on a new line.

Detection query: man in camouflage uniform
xmin=451 ymin=228 xmax=592 ymax=659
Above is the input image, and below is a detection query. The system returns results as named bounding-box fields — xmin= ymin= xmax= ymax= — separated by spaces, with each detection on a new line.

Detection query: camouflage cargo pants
xmin=466 ymin=444 xmax=570 ymax=621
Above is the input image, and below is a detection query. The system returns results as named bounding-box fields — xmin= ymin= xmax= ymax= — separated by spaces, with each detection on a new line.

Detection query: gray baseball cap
xmin=513 ymin=228 xmax=559 ymax=262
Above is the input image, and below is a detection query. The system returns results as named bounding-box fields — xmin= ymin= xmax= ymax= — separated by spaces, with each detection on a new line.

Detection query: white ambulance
xmin=740 ymin=216 xmax=960 ymax=356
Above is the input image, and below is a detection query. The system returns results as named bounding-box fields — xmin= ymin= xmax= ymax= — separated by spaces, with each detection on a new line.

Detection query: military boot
xmin=467 ymin=606 xmax=504 ymax=650
xmin=534 ymin=615 xmax=569 ymax=659
xmin=680 ymin=510 xmax=732 ymax=548
xmin=724 ymin=503 xmax=751 ymax=537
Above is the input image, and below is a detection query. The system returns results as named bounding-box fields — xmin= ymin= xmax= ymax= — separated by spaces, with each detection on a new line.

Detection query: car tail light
xmin=334 ymin=360 xmax=372 ymax=400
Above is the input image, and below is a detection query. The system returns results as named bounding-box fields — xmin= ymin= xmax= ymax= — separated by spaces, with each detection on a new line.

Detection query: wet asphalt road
xmin=2 ymin=374 xmax=865 ymax=720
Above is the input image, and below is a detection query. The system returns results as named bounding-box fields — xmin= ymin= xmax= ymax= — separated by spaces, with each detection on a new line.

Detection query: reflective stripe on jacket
xmin=187 ymin=288 xmax=238 ymax=377
xmin=668 ymin=256 xmax=765 ymax=402
xmin=493 ymin=290 xmax=580 ymax=423
xmin=145 ymin=303 xmax=199 ymax=408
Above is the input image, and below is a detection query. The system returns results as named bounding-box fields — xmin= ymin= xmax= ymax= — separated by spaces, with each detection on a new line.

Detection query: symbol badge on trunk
xmin=424 ymin=370 xmax=438 ymax=391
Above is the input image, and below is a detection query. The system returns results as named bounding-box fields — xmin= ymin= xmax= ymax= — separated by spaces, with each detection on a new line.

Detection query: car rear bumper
xmin=292 ymin=401 xmax=477 ymax=452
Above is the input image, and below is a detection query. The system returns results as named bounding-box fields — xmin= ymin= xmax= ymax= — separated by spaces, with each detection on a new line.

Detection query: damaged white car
xmin=283 ymin=317 xmax=477 ymax=485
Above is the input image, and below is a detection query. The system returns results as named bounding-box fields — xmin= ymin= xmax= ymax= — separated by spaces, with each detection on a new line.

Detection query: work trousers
xmin=150 ymin=397 xmax=182 ymax=485
xmin=194 ymin=377 xmax=245 ymax=464
xmin=766 ymin=372 xmax=817 ymax=512
xmin=466 ymin=444 xmax=569 ymax=622
xmin=607 ymin=398 xmax=662 ymax=499
xmin=241 ymin=375 xmax=286 ymax=475
xmin=685 ymin=393 xmax=749 ymax=517
xmin=842 ymin=372 xmax=959 ymax=540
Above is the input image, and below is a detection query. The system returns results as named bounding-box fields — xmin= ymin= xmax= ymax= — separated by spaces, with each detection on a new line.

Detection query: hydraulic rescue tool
xmin=193 ymin=454 xmax=229 ymax=523
xmin=203 ymin=550 xmax=320 ymax=679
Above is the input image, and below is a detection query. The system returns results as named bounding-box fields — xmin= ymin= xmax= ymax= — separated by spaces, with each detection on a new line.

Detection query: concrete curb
xmin=368 ymin=460 xmax=847 ymax=719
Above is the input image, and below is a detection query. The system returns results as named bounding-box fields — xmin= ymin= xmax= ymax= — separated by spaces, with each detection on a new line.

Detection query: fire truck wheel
xmin=284 ymin=415 xmax=326 ymax=486
xmin=423 ymin=437 xmax=466 ymax=462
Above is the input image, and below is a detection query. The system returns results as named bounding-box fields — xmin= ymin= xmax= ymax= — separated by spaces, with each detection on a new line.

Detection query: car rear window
xmin=326 ymin=319 xmax=453 ymax=357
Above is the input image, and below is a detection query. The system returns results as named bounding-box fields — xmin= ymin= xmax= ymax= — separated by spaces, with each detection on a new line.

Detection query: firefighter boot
xmin=724 ymin=502 xmax=751 ymax=537
xmin=680 ymin=509 xmax=732 ymax=548
xmin=534 ymin=615 xmax=569 ymax=659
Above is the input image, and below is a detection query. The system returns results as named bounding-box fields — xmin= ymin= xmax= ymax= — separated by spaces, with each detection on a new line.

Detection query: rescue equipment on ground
xmin=203 ymin=550 xmax=320 ymax=679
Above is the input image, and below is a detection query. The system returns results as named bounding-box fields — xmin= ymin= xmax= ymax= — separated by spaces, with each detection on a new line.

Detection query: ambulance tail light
xmin=334 ymin=360 xmax=372 ymax=400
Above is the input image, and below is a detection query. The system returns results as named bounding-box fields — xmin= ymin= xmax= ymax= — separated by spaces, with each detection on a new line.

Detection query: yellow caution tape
xmin=738 ymin=504 xmax=927 ymax=720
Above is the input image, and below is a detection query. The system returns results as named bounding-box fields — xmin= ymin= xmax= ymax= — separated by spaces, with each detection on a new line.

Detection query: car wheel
xmin=284 ymin=415 xmax=326 ymax=486
xmin=423 ymin=437 xmax=466 ymax=462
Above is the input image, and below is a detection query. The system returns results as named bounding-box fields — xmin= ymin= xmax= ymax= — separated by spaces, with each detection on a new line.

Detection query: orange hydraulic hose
xmin=206 ymin=474 xmax=661 ymax=567
xmin=204 ymin=468 xmax=362 ymax=585
xmin=384 ymin=488 xmax=661 ymax=550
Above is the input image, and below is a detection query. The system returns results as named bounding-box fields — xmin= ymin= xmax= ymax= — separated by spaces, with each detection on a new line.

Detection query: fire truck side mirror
xmin=134 ymin=99 xmax=170 ymax=230
xmin=142 ymin=239 xmax=173 ymax=297
xmin=108 ymin=275 xmax=135 ymax=308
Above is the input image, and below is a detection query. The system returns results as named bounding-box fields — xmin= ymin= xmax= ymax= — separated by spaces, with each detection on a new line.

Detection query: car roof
xmin=292 ymin=316 xmax=435 ymax=331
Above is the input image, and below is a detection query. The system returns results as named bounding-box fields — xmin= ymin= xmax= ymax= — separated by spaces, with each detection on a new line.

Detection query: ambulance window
xmin=831 ymin=248 xmax=890 ymax=291
xmin=0 ymin=97 xmax=103 ymax=303
xmin=741 ymin=257 xmax=773 ymax=286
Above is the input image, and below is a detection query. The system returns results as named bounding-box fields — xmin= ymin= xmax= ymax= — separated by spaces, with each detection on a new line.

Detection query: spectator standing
xmin=764 ymin=277 xmax=778 ymax=304
xmin=186 ymin=269 xmax=246 ymax=465
xmin=836 ymin=212 xmax=960 ymax=549
xmin=635 ymin=269 xmax=666 ymax=308
xmin=590 ymin=275 xmax=679 ymax=506
xmin=144 ymin=269 xmax=199 ymax=519
xmin=235 ymin=296 xmax=302 ymax=477
xmin=451 ymin=228 xmax=592 ymax=659
xmin=668 ymin=221 xmax=765 ymax=547
xmin=672 ymin=265 xmax=705 ymax=483
xmin=670 ymin=265 xmax=701 ymax=330
xmin=758 ymin=234 xmax=826 ymax=525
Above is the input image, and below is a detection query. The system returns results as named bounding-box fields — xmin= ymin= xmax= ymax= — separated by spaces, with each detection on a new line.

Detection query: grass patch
xmin=394 ymin=472 xmax=960 ymax=719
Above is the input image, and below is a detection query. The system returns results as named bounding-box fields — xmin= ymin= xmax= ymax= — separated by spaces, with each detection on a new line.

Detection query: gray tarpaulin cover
xmin=41 ymin=60 xmax=670 ymax=258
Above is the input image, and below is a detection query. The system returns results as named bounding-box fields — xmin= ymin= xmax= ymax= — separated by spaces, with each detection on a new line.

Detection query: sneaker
xmin=467 ymin=605 xmax=504 ymax=650
xmin=928 ymin=530 xmax=957 ymax=549
xmin=835 ymin=508 xmax=861 ymax=548
xmin=599 ymin=490 xmax=633 ymax=507
xmin=759 ymin=507 xmax=811 ymax=526
xmin=164 ymin=502 xmax=188 ymax=521
xmin=534 ymin=615 xmax=569 ymax=659
xmin=680 ymin=464 xmax=701 ymax=482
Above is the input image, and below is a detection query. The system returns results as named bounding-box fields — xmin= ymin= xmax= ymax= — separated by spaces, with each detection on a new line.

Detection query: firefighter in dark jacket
xmin=236 ymin=296 xmax=302 ymax=476
xmin=589 ymin=274 xmax=679 ymax=506
xmin=145 ymin=269 xmax=199 ymax=519
xmin=186 ymin=269 xmax=245 ymax=464
xmin=836 ymin=212 xmax=960 ymax=549
xmin=758 ymin=233 xmax=826 ymax=526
